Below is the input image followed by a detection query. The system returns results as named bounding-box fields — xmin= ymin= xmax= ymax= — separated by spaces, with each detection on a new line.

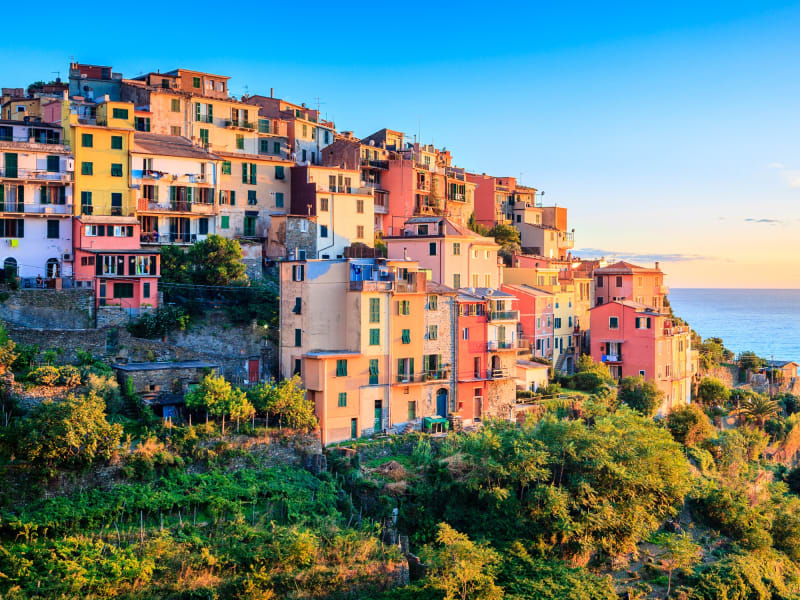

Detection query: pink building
xmin=593 ymin=261 xmax=668 ymax=311
xmin=590 ymin=300 xmax=692 ymax=414
xmin=384 ymin=216 xmax=501 ymax=290
xmin=73 ymin=216 xmax=160 ymax=309
xmin=502 ymin=283 xmax=554 ymax=359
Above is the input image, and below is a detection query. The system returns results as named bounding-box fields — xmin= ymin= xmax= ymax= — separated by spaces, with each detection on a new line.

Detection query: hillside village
xmin=1 ymin=62 xmax=800 ymax=599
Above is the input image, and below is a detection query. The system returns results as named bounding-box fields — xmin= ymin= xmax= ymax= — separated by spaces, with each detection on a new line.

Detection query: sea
xmin=668 ymin=289 xmax=800 ymax=362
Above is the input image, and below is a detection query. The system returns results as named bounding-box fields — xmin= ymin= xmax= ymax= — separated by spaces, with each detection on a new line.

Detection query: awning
xmin=423 ymin=416 xmax=450 ymax=430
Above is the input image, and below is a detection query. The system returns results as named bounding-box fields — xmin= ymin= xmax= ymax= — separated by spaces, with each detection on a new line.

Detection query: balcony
xmin=0 ymin=202 xmax=73 ymax=215
xmin=196 ymin=115 xmax=213 ymax=124
xmin=374 ymin=199 xmax=388 ymax=214
xmin=316 ymin=184 xmax=373 ymax=195
xmin=488 ymin=310 xmax=520 ymax=322
xmin=137 ymin=198 xmax=215 ymax=214
xmin=421 ymin=368 xmax=451 ymax=382
xmin=449 ymin=193 xmax=465 ymax=202
xmin=349 ymin=279 xmax=394 ymax=292
xmin=663 ymin=326 xmax=689 ymax=337
xmin=417 ymin=180 xmax=431 ymax=192
xmin=225 ymin=119 xmax=256 ymax=130
xmin=361 ymin=158 xmax=389 ymax=169
xmin=489 ymin=367 xmax=511 ymax=379
xmin=488 ymin=340 xmax=515 ymax=351
xmin=140 ymin=232 xmax=201 ymax=244
xmin=601 ymin=354 xmax=622 ymax=363
xmin=0 ymin=168 xmax=72 ymax=182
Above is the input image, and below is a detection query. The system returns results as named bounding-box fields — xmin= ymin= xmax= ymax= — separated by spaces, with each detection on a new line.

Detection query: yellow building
xmin=63 ymin=98 xmax=135 ymax=216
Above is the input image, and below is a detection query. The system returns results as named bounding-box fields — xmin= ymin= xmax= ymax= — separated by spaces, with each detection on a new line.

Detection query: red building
xmin=73 ymin=216 xmax=160 ymax=309
xmin=454 ymin=292 xmax=489 ymax=425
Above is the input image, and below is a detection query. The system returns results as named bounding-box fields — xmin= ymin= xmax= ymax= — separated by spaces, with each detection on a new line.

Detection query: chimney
xmin=655 ymin=261 xmax=660 ymax=271
xmin=270 ymin=87 xmax=273 ymax=98
xmin=403 ymin=247 xmax=408 ymax=260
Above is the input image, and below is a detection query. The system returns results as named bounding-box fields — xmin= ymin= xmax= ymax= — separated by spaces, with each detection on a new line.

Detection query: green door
xmin=374 ymin=401 xmax=382 ymax=432
xmin=4 ymin=153 xmax=17 ymax=179
xmin=350 ymin=418 xmax=358 ymax=440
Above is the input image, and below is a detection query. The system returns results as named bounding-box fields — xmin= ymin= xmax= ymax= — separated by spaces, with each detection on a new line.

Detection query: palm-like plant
xmin=736 ymin=394 xmax=780 ymax=428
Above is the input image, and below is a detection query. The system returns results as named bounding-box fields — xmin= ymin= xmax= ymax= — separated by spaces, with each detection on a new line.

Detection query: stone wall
xmin=484 ymin=378 xmax=516 ymax=419
xmin=115 ymin=364 xmax=218 ymax=396
xmin=0 ymin=289 xmax=94 ymax=329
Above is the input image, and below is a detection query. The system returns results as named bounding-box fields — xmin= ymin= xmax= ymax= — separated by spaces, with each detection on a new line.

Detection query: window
xmin=462 ymin=327 xmax=469 ymax=340
xmin=485 ymin=274 xmax=491 ymax=287
xmin=554 ymin=317 xmax=562 ymax=328
xmin=336 ymin=359 xmax=348 ymax=377
xmin=609 ymin=316 xmax=619 ymax=329
xmin=398 ymin=300 xmax=410 ymax=315
xmin=199 ymin=129 xmax=209 ymax=146
xmin=46 ymin=220 xmax=59 ymax=239
xmin=81 ymin=133 xmax=93 ymax=147
xmin=369 ymin=298 xmax=380 ymax=323
xmin=135 ymin=117 xmax=151 ymax=132
xmin=80 ymin=191 xmax=92 ymax=213
xmin=292 ymin=264 xmax=304 ymax=281
xmin=408 ymin=401 xmax=416 ymax=420
xmin=171 ymin=98 xmax=181 ymax=112
xmin=273 ymin=141 xmax=281 ymax=154
xmin=369 ymin=359 xmax=379 ymax=385
xmin=472 ymin=274 xmax=479 ymax=287
xmin=453 ymin=273 xmax=461 ymax=289
xmin=295 ymin=328 xmax=302 ymax=346
xmin=198 ymin=218 xmax=209 ymax=235
xmin=636 ymin=317 xmax=652 ymax=329
xmin=236 ymin=134 xmax=244 ymax=150
xmin=356 ymin=199 xmax=364 ymax=213
xmin=398 ymin=358 xmax=414 ymax=381
xmin=114 ymin=283 xmax=134 ymax=298
xmin=596 ymin=276 xmax=604 ymax=288
xmin=220 ymin=215 xmax=230 ymax=229
xmin=112 ymin=107 xmax=128 ymax=119
xmin=356 ymin=225 xmax=364 ymax=239
xmin=275 ymin=192 xmax=284 ymax=208
xmin=427 ymin=295 xmax=438 ymax=310
xmin=401 ymin=329 xmax=411 ymax=344
xmin=170 ymin=126 xmax=182 ymax=136
xmin=336 ymin=392 xmax=347 ymax=407
xmin=275 ymin=165 xmax=285 ymax=179
xmin=249 ymin=163 xmax=257 ymax=185
xmin=320 ymin=225 xmax=328 ymax=238
xmin=111 ymin=193 xmax=123 ymax=215
xmin=369 ymin=328 xmax=380 ymax=345
xmin=143 ymin=282 xmax=151 ymax=298
xmin=639 ymin=369 xmax=646 ymax=377
xmin=248 ymin=190 xmax=257 ymax=205
xmin=110 ymin=135 xmax=123 ymax=150
xmin=81 ymin=162 xmax=93 ymax=175
xmin=427 ymin=325 xmax=438 ymax=340
xmin=0 ymin=219 xmax=23 ymax=238
xmin=615 ymin=276 xmax=623 ymax=287
xmin=111 ymin=163 xmax=123 ymax=177
xmin=319 ymin=197 xmax=329 ymax=211
xmin=192 ymin=77 xmax=201 ymax=88
xmin=452 ymin=242 xmax=461 ymax=255
xmin=222 ymin=161 xmax=231 ymax=175
xmin=429 ymin=242 xmax=437 ymax=256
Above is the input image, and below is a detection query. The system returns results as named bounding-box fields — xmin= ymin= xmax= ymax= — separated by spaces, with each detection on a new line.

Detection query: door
xmin=350 ymin=418 xmax=358 ymax=440
xmin=374 ymin=400 xmax=382 ymax=433
xmin=436 ymin=389 xmax=448 ymax=418
xmin=247 ymin=359 xmax=259 ymax=383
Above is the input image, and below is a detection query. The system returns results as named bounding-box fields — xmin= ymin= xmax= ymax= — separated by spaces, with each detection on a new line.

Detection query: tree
xmin=2 ymin=393 xmax=122 ymax=476
xmin=467 ymin=213 xmax=490 ymax=236
xmin=736 ymin=394 xmax=780 ymax=429
xmin=159 ymin=245 xmax=192 ymax=284
xmin=572 ymin=355 xmax=615 ymax=393
xmin=618 ymin=376 xmax=663 ymax=417
xmin=666 ymin=404 xmax=715 ymax=446
xmin=738 ymin=351 xmax=765 ymax=373
xmin=486 ymin=224 xmax=520 ymax=264
xmin=420 ymin=523 xmax=504 ymax=600
xmin=695 ymin=377 xmax=731 ymax=407
xmin=185 ymin=374 xmax=252 ymax=435
xmin=0 ymin=324 xmax=18 ymax=376
xmin=247 ymin=376 xmax=317 ymax=431
xmin=189 ymin=235 xmax=247 ymax=286
xmin=651 ymin=532 xmax=701 ymax=597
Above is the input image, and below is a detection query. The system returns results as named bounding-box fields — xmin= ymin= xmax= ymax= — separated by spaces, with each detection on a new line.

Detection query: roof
xmin=77 ymin=215 xmax=139 ymax=225
xmin=589 ymin=299 xmax=666 ymax=315
xmin=461 ymin=287 xmax=515 ymax=299
xmin=0 ymin=119 xmax=60 ymax=129
xmin=215 ymin=150 xmax=292 ymax=162
xmin=164 ymin=68 xmax=230 ymax=80
xmin=770 ymin=361 xmax=799 ymax=368
xmin=502 ymin=283 xmax=554 ymax=297
xmin=112 ymin=361 xmax=218 ymax=372
xmin=594 ymin=260 xmax=662 ymax=275
xmin=81 ymin=248 xmax=159 ymax=255
xmin=426 ymin=281 xmax=457 ymax=295
xmin=303 ymin=350 xmax=361 ymax=358
xmin=133 ymin=133 xmax=219 ymax=159
xmin=517 ymin=359 xmax=550 ymax=369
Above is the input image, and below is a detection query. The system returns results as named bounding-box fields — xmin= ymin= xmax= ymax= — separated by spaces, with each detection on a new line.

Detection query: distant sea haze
xmin=668 ymin=289 xmax=800 ymax=362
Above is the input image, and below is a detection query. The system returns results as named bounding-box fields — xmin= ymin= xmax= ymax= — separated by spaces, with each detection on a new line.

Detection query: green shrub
xmin=690 ymin=550 xmax=800 ymax=599
xmin=666 ymin=404 xmax=715 ymax=446
xmin=126 ymin=305 xmax=188 ymax=339
xmin=692 ymin=483 xmax=772 ymax=550
xmin=58 ymin=365 xmax=81 ymax=387
xmin=29 ymin=365 xmax=60 ymax=386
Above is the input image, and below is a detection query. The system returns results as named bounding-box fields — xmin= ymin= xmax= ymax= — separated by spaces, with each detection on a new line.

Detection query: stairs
xmin=554 ymin=352 xmax=567 ymax=374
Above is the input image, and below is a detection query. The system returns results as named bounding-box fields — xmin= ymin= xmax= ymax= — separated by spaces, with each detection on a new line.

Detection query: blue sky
xmin=3 ymin=1 xmax=799 ymax=287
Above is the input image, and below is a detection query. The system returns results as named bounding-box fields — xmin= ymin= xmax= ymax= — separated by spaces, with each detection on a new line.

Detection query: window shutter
xmin=398 ymin=358 xmax=403 ymax=377
xmin=169 ymin=186 xmax=176 ymax=202
xmin=249 ymin=163 xmax=257 ymax=185
xmin=409 ymin=358 xmax=414 ymax=376
xmin=195 ymin=102 xmax=200 ymax=121
xmin=230 ymin=190 xmax=236 ymax=205
xmin=59 ymin=186 xmax=66 ymax=204
xmin=40 ymin=186 xmax=46 ymax=204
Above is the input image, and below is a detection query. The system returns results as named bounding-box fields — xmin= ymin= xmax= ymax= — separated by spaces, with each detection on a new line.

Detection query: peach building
xmin=593 ymin=261 xmax=668 ymax=311
xmin=590 ymin=300 xmax=692 ymax=415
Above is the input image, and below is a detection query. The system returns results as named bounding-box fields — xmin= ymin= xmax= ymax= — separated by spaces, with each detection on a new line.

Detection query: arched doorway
xmin=436 ymin=388 xmax=448 ymax=417
xmin=46 ymin=258 xmax=60 ymax=278
xmin=491 ymin=355 xmax=501 ymax=377
xmin=3 ymin=257 xmax=17 ymax=278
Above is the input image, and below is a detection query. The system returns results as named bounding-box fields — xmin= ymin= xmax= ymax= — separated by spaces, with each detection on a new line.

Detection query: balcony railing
xmin=488 ymin=340 xmax=515 ymax=351
xmin=0 ymin=168 xmax=72 ymax=181
xmin=449 ymin=193 xmax=465 ymax=202
xmin=140 ymin=232 xmax=203 ymax=244
xmin=373 ymin=197 xmax=388 ymax=214
xmin=137 ymin=198 xmax=215 ymax=214
xmin=349 ymin=279 xmax=394 ymax=292
xmin=360 ymin=159 xmax=389 ymax=169
xmin=489 ymin=367 xmax=511 ymax=379
xmin=0 ymin=135 xmax=63 ymax=146
xmin=225 ymin=119 xmax=256 ymax=130
xmin=417 ymin=180 xmax=431 ymax=191
xmin=0 ymin=202 xmax=73 ymax=215
xmin=195 ymin=115 xmax=213 ymax=124
xmin=664 ymin=326 xmax=689 ymax=336
xmin=601 ymin=354 xmax=622 ymax=363
xmin=488 ymin=310 xmax=520 ymax=322
xmin=316 ymin=184 xmax=374 ymax=195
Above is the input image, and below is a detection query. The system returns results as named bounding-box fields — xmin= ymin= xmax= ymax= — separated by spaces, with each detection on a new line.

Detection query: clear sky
xmin=3 ymin=1 xmax=799 ymax=288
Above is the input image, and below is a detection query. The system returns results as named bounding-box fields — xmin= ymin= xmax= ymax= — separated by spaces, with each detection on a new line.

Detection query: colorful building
xmin=593 ymin=260 xmax=668 ymax=311
xmin=590 ymin=300 xmax=692 ymax=415
xmin=501 ymin=283 xmax=554 ymax=359
xmin=72 ymin=215 xmax=160 ymax=310
xmin=0 ymin=119 xmax=73 ymax=280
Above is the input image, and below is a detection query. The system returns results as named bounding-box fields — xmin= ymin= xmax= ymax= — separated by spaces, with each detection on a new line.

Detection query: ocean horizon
xmin=668 ymin=288 xmax=800 ymax=362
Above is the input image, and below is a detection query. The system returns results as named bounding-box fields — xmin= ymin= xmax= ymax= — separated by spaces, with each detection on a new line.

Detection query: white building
xmin=0 ymin=119 xmax=74 ymax=280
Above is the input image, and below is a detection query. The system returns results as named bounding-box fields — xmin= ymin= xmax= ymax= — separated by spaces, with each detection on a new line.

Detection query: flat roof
xmin=303 ymin=350 xmax=361 ymax=358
